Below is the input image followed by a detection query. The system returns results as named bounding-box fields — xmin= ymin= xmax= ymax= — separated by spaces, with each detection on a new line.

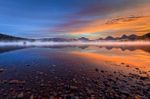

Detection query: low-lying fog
xmin=0 ymin=41 xmax=150 ymax=46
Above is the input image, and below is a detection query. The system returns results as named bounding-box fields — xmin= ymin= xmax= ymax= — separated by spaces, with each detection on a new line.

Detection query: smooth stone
xmin=140 ymin=77 xmax=149 ymax=80
xmin=17 ymin=92 xmax=24 ymax=98
xmin=0 ymin=68 xmax=5 ymax=72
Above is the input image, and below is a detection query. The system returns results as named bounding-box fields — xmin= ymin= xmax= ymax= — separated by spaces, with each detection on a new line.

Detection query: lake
xmin=0 ymin=45 xmax=150 ymax=98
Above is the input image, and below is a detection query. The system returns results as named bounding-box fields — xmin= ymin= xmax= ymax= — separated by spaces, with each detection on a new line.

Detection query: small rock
xmin=120 ymin=90 xmax=129 ymax=96
xmin=135 ymin=68 xmax=139 ymax=70
xmin=52 ymin=64 xmax=56 ymax=67
xmin=126 ymin=65 xmax=130 ymax=67
xmin=70 ymin=86 xmax=78 ymax=90
xmin=134 ymin=95 xmax=141 ymax=99
xmin=95 ymin=68 xmax=99 ymax=72
xmin=30 ymin=95 xmax=34 ymax=99
xmin=121 ymin=63 xmax=125 ymax=65
xmin=86 ymin=88 xmax=93 ymax=94
xmin=26 ymin=64 xmax=30 ymax=66
xmin=0 ymin=68 xmax=5 ymax=72
xmin=17 ymin=92 xmax=24 ymax=98
xmin=140 ymin=77 xmax=149 ymax=80
xmin=9 ymin=80 xmax=25 ymax=84
xmin=74 ymin=96 xmax=79 ymax=99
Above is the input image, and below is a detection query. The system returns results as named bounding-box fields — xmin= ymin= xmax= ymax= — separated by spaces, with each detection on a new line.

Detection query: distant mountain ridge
xmin=78 ymin=33 xmax=150 ymax=41
xmin=0 ymin=33 xmax=27 ymax=41
xmin=114 ymin=33 xmax=150 ymax=41
xmin=0 ymin=33 xmax=150 ymax=41
xmin=94 ymin=33 xmax=150 ymax=41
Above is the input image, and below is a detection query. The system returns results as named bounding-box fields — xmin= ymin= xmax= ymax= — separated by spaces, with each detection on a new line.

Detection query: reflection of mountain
xmin=40 ymin=45 xmax=150 ymax=54
xmin=0 ymin=45 xmax=150 ymax=54
xmin=101 ymin=45 xmax=150 ymax=53
xmin=0 ymin=46 xmax=27 ymax=54
xmin=39 ymin=45 xmax=89 ymax=49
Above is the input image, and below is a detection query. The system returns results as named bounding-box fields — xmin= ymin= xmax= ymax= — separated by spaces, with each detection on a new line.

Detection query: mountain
xmin=140 ymin=33 xmax=150 ymax=40
xmin=97 ymin=33 xmax=150 ymax=41
xmin=97 ymin=38 xmax=103 ymax=40
xmin=127 ymin=33 xmax=150 ymax=40
xmin=38 ymin=37 xmax=90 ymax=42
xmin=41 ymin=33 xmax=150 ymax=41
xmin=105 ymin=36 xmax=115 ymax=40
xmin=78 ymin=37 xmax=89 ymax=41
xmin=38 ymin=38 xmax=77 ymax=42
xmin=143 ymin=33 xmax=150 ymax=37
xmin=0 ymin=33 xmax=27 ymax=41
xmin=120 ymin=34 xmax=128 ymax=39
xmin=0 ymin=32 xmax=150 ymax=42
xmin=128 ymin=34 xmax=137 ymax=40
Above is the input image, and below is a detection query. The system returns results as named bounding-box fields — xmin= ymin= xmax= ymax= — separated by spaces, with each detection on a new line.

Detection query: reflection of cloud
xmin=0 ymin=46 xmax=27 ymax=54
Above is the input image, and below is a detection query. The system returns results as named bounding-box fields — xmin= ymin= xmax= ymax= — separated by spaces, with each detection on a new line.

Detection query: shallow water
xmin=0 ymin=45 xmax=150 ymax=98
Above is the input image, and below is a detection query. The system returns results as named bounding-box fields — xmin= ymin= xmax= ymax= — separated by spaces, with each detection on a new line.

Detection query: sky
xmin=0 ymin=0 xmax=150 ymax=39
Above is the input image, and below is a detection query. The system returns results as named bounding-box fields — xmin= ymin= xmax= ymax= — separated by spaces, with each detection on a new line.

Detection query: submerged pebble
xmin=0 ymin=68 xmax=5 ymax=72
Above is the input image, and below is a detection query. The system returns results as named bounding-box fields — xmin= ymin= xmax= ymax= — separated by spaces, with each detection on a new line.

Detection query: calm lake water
xmin=0 ymin=45 xmax=150 ymax=98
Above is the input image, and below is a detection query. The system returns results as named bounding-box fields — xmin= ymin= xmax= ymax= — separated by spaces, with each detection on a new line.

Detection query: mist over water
xmin=0 ymin=41 xmax=150 ymax=46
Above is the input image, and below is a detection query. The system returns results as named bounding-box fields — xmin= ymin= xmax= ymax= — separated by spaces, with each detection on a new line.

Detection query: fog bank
xmin=0 ymin=41 xmax=150 ymax=46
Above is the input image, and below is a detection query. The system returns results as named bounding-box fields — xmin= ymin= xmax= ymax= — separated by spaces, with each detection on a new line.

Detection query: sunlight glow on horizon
xmin=0 ymin=0 xmax=150 ymax=39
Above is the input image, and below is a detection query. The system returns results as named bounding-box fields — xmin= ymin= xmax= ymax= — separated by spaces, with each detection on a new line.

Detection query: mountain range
xmin=0 ymin=33 xmax=150 ymax=42
xmin=104 ymin=33 xmax=150 ymax=41
xmin=0 ymin=33 xmax=27 ymax=41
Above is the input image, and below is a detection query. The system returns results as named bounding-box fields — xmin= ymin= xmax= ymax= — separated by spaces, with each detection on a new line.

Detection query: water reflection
xmin=33 ymin=45 xmax=150 ymax=53
xmin=1 ymin=45 xmax=149 ymax=53
xmin=0 ymin=45 xmax=150 ymax=69
xmin=0 ymin=45 xmax=150 ymax=98
xmin=0 ymin=46 xmax=28 ymax=54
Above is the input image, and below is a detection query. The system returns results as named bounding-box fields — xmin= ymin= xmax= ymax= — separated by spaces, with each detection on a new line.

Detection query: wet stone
xmin=52 ymin=64 xmax=56 ymax=67
xmin=0 ymin=57 xmax=150 ymax=98
xmin=0 ymin=68 xmax=5 ymax=72
xmin=140 ymin=77 xmax=149 ymax=80
xmin=134 ymin=95 xmax=141 ymax=99
xmin=135 ymin=68 xmax=139 ymax=70
xmin=9 ymin=80 xmax=26 ymax=84
xmin=95 ymin=68 xmax=99 ymax=72
xmin=126 ymin=65 xmax=130 ymax=67
xmin=17 ymin=92 xmax=24 ymax=98
xmin=121 ymin=63 xmax=125 ymax=65
xmin=26 ymin=65 xmax=30 ymax=66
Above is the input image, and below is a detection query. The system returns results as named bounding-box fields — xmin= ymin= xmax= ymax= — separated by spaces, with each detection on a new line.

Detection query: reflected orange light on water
xmin=71 ymin=48 xmax=150 ymax=71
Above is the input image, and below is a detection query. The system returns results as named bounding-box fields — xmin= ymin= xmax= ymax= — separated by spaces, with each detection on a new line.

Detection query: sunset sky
xmin=0 ymin=0 xmax=150 ymax=39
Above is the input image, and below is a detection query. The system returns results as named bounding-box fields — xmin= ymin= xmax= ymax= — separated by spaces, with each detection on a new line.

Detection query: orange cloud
xmin=69 ymin=3 xmax=150 ymax=37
